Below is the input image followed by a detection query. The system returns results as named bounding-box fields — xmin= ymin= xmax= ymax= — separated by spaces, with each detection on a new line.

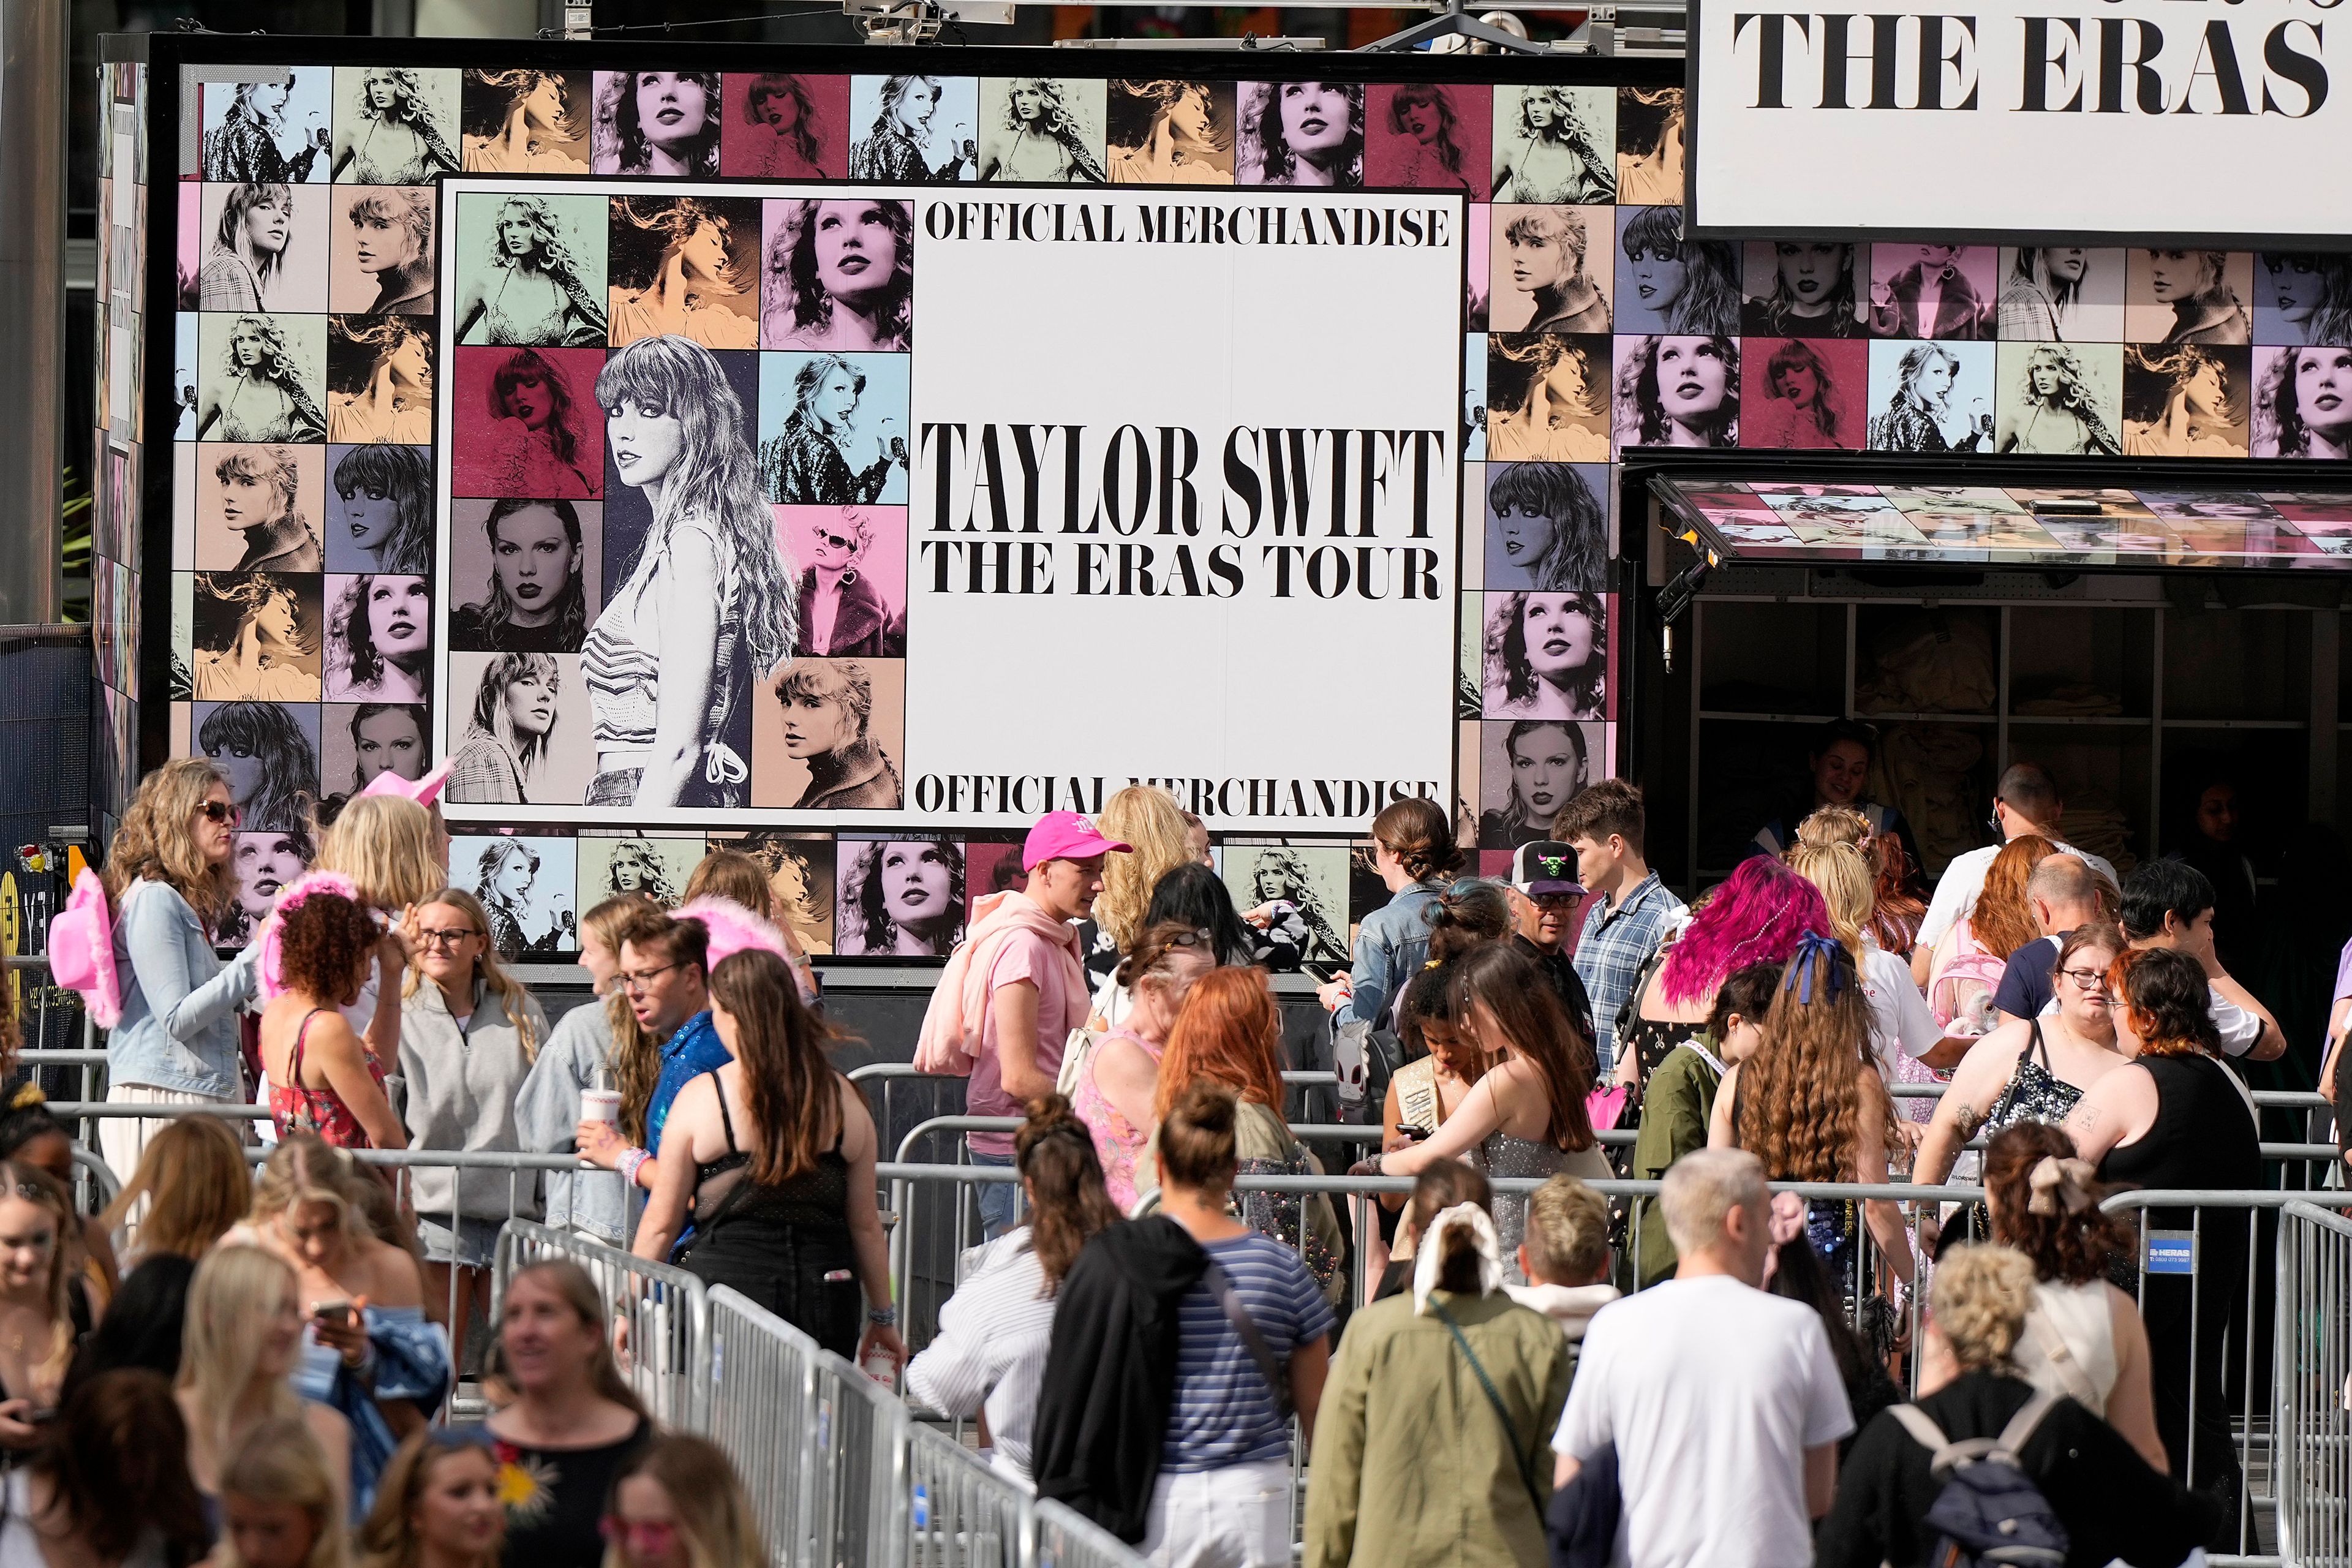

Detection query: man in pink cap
xmin=966 ymin=810 xmax=1129 ymax=1237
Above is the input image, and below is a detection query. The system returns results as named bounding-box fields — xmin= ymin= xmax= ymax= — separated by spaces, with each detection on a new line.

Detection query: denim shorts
xmin=586 ymin=768 xmax=643 ymax=807
xmin=417 ymin=1213 xmax=503 ymax=1269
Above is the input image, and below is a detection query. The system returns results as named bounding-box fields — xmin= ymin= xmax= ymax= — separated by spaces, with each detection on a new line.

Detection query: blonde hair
xmin=1792 ymin=804 xmax=1869 ymax=852
xmin=315 ymin=794 xmax=447 ymax=911
xmin=249 ymin=1131 xmax=372 ymax=1248
xmin=401 ymin=888 xmax=541 ymax=1060
xmin=178 ymin=1245 xmax=303 ymax=1470
xmin=104 ymin=758 xmax=239 ymax=932
xmin=360 ymin=1433 xmax=503 ymax=1568
xmin=101 ymin=1115 xmax=253 ymax=1261
xmin=1785 ymin=839 xmax=1876 ymax=956
xmin=0 ymin=1162 xmax=77 ymax=1388
xmin=218 ymin=1417 xmax=350 ymax=1568
xmin=1091 ymin=786 xmax=1194 ymax=952
xmin=601 ymin=1434 xmax=766 ymax=1568
xmin=1931 ymin=1243 xmax=2037 ymax=1370
xmin=1522 ymin=1172 xmax=1610 ymax=1284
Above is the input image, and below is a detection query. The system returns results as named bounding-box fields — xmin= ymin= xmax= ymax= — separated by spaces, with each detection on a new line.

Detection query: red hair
xmin=1155 ymin=967 xmax=1286 ymax=1121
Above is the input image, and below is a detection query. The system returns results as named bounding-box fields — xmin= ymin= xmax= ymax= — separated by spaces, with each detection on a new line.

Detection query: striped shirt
xmin=1163 ymin=1233 xmax=1334 ymax=1472
xmin=904 ymin=1230 xmax=1058 ymax=1482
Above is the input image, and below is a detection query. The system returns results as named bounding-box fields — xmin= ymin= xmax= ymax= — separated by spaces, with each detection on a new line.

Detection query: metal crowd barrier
xmin=512 ymin=1222 xmax=1146 ymax=1568
xmin=2275 ymin=1200 xmax=2351 ymax=1568
xmin=491 ymin=1217 xmax=710 ymax=1431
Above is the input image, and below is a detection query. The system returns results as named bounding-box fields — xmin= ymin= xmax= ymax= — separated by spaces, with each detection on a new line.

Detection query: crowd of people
xmin=21 ymin=745 xmax=2329 ymax=1566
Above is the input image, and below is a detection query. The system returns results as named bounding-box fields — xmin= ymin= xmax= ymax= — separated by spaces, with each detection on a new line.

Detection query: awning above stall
xmin=1649 ymin=478 xmax=2352 ymax=574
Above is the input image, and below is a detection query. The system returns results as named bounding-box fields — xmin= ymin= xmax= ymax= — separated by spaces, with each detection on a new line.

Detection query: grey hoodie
xmin=513 ymin=997 xmax=636 ymax=1245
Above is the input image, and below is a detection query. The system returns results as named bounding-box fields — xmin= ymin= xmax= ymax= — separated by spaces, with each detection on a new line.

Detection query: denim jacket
xmin=107 ymin=878 xmax=263 ymax=1098
xmin=1336 ymin=880 xmax=1447 ymax=1030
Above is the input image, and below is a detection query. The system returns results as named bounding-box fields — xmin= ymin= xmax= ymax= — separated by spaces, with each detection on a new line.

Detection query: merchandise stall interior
xmin=1626 ymin=453 xmax=2352 ymax=1080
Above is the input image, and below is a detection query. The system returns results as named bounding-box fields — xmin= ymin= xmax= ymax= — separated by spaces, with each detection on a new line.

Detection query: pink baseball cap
xmin=1022 ymin=810 xmax=1131 ymax=872
xmin=360 ymin=756 xmax=452 ymax=809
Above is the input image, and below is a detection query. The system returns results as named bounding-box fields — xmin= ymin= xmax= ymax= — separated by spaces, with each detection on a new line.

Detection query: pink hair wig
xmin=1658 ymin=857 xmax=1830 ymax=1006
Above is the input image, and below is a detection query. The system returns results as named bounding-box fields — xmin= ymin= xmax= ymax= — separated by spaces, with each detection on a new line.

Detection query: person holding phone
xmin=247 ymin=1134 xmax=448 ymax=1516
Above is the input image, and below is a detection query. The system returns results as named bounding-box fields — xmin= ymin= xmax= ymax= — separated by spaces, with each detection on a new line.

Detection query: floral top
xmin=493 ymin=1417 xmax=652 ymax=1568
xmin=1073 ymin=1028 xmax=1159 ymax=1212
xmin=269 ymin=1008 xmax=386 ymax=1148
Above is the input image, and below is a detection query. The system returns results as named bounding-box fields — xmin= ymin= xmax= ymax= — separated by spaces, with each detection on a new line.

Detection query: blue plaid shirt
xmin=1573 ymin=871 xmax=1686 ymax=1074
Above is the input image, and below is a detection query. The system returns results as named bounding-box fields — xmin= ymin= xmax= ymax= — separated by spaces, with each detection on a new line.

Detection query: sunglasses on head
xmin=198 ymin=801 xmax=243 ymax=826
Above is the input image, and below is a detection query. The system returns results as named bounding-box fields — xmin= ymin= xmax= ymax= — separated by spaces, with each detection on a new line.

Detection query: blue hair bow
xmin=1782 ymin=930 xmax=1847 ymax=1005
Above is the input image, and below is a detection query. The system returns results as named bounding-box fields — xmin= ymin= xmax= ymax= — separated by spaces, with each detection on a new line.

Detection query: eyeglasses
xmin=417 ymin=927 xmax=481 ymax=949
xmin=600 ymin=1518 xmax=678 ymax=1554
xmin=197 ymin=801 xmax=243 ymax=826
xmin=617 ymin=960 xmax=684 ymax=994
xmin=2059 ymin=968 xmax=2111 ymax=993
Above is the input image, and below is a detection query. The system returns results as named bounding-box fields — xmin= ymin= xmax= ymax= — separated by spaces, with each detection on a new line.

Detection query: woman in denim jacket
xmin=99 ymin=759 xmax=266 ymax=1182
xmin=1318 ymin=797 xmax=1466 ymax=1032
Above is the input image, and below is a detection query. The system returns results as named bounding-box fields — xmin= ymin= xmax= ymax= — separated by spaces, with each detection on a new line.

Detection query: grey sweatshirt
xmin=396 ymin=976 xmax=548 ymax=1224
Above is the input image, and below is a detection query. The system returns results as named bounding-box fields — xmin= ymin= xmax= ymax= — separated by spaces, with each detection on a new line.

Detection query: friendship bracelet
xmin=616 ymin=1147 xmax=651 ymax=1188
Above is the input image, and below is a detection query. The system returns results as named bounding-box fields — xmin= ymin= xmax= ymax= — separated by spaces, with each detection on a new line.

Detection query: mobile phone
xmin=311 ymin=1301 xmax=354 ymax=1329
xmin=24 ymin=1409 xmax=54 ymax=1426
xmin=1394 ymin=1123 xmax=1430 ymax=1141
xmin=1303 ymin=961 xmax=1343 ymax=983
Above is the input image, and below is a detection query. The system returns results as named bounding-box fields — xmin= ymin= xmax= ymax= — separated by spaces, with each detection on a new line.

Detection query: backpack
xmin=1885 ymin=1389 xmax=2070 ymax=1567
xmin=1928 ymin=942 xmax=2010 ymax=1033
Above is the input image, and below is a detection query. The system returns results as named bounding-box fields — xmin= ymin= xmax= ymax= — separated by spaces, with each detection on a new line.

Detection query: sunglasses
xmin=815 ymin=529 xmax=858 ymax=551
xmin=198 ymin=801 xmax=243 ymax=826
xmin=600 ymin=1518 xmax=678 ymax=1553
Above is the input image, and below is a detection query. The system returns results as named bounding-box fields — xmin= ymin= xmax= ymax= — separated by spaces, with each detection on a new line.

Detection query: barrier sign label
xmin=2144 ymin=1229 xmax=2197 ymax=1276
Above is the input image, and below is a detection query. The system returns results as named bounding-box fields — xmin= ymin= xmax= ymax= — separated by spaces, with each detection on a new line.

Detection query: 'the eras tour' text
xmin=1731 ymin=9 xmax=2332 ymax=115
xmin=913 ymin=421 xmax=1453 ymax=600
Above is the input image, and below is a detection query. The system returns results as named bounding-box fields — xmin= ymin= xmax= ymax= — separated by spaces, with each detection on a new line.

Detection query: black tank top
xmin=2095 ymin=1052 xmax=2261 ymax=1200
xmin=689 ymin=1069 xmax=853 ymax=1239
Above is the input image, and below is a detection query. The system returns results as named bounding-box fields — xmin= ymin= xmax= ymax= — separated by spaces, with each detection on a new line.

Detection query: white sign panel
xmin=1689 ymin=0 xmax=2352 ymax=244
xmin=435 ymin=179 xmax=1463 ymax=832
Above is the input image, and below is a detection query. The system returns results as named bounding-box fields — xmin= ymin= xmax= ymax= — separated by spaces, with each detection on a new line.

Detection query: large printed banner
xmin=432 ymin=179 xmax=1464 ymax=831
xmin=1691 ymin=0 xmax=2352 ymax=244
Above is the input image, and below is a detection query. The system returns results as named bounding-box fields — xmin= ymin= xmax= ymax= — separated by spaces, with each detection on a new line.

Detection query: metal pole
xmin=0 ymin=0 xmax=64 ymax=625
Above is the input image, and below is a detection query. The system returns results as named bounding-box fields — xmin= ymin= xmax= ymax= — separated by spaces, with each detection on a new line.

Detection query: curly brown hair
xmin=1970 ymin=835 xmax=2057 ymax=959
xmin=277 ymin=891 xmax=379 ymax=1003
xmin=2109 ymin=945 xmax=2222 ymax=1057
xmin=1985 ymin=1121 xmax=2131 ymax=1285
xmin=1736 ymin=939 xmax=1871 ymax=1182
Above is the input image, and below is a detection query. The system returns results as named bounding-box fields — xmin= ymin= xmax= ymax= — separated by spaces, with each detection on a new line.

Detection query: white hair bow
xmin=1414 ymin=1201 xmax=1503 ymax=1315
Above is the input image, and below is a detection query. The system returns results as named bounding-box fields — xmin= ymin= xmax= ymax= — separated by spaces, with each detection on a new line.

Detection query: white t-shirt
xmin=1915 ymin=839 xmax=2120 ymax=953
xmin=1860 ymin=933 xmax=1942 ymax=1065
xmin=1554 ymin=1274 xmax=1853 ymax=1568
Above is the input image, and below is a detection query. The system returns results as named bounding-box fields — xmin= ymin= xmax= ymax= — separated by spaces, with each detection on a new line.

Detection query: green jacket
xmin=1304 ymin=1289 xmax=1572 ymax=1568
xmin=1630 ymin=1039 xmax=1725 ymax=1287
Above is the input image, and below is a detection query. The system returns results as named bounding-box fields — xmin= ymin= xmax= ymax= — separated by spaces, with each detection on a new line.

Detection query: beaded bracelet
xmin=616 ymin=1147 xmax=650 ymax=1189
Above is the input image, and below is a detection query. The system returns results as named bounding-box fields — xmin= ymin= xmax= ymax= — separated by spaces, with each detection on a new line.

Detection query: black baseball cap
xmin=1511 ymin=840 xmax=1585 ymax=897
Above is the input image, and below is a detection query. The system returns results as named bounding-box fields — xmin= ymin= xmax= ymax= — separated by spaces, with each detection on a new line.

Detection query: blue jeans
xmin=970 ymin=1147 xmax=1018 ymax=1240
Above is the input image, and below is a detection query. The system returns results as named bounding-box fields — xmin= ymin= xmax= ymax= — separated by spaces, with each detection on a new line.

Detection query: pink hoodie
xmin=913 ymin=888 xmax=1085 ymax=1076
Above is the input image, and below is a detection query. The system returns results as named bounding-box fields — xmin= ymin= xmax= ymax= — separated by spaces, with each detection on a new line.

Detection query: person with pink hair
xmin=1611 ymin=857 xmax=1833 ymax=1088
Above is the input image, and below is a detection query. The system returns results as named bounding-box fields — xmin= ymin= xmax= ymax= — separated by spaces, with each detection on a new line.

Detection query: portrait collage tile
xmin=152 ymin=56 xmax=2352 ymax=958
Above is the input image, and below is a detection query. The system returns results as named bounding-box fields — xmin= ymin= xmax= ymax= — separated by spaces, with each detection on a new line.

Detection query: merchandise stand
xmin=1618 ymin=450 xmax=2352 ymax=1079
